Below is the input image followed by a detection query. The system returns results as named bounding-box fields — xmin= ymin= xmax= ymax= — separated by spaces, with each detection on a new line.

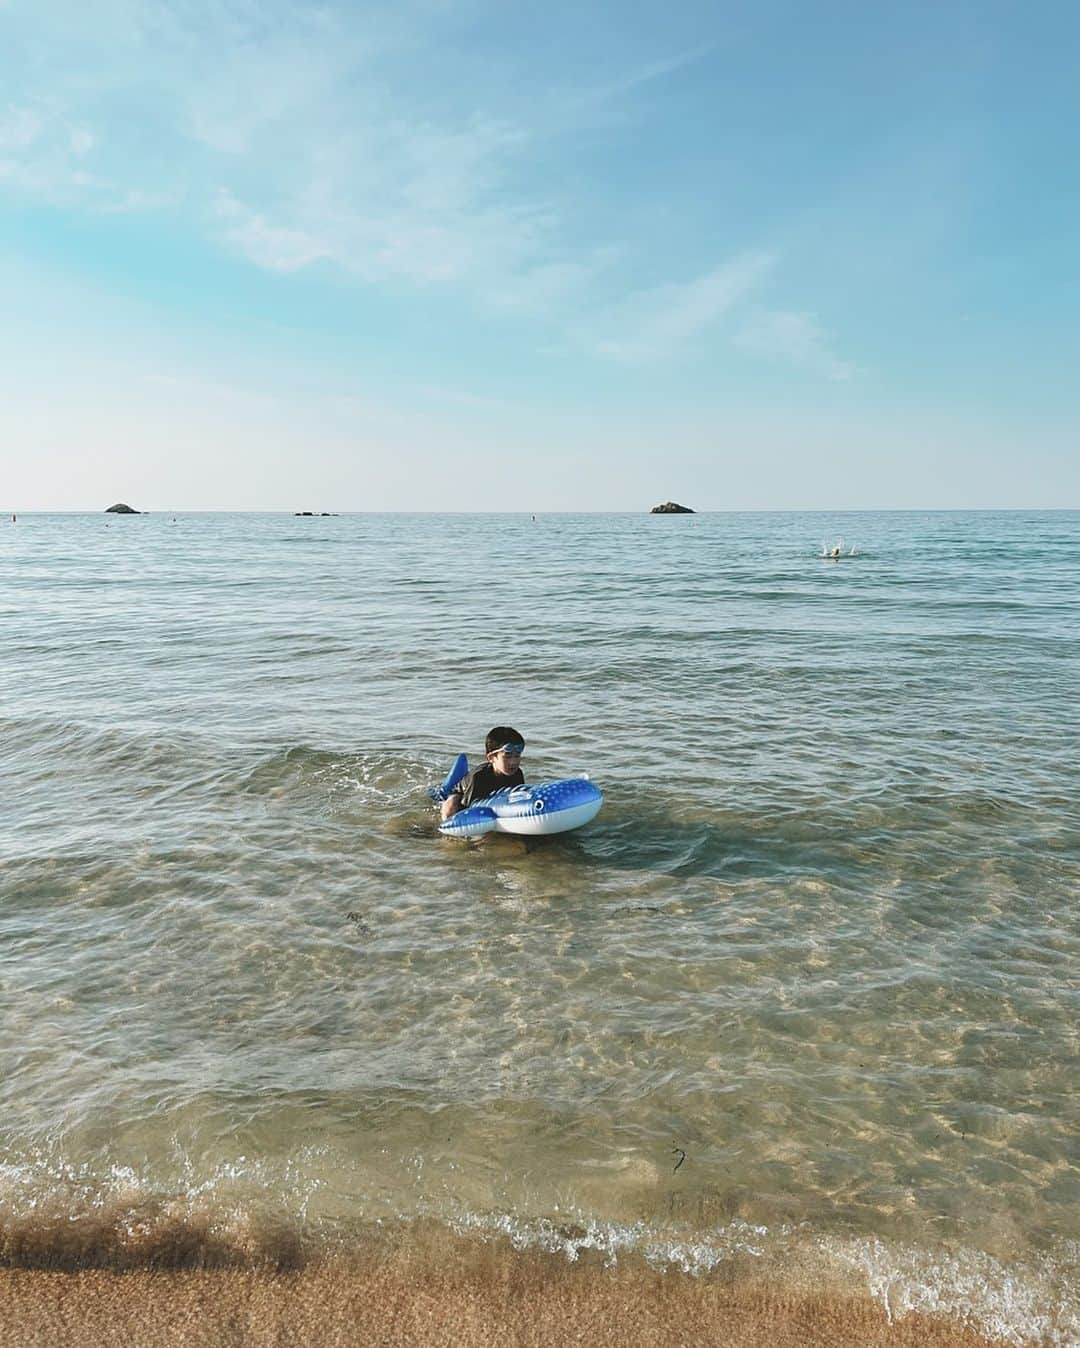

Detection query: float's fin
xmin=429 ymin=753 xmax=469 ymax=802
xmin=438 ymin=804 xmax=497 ymax=838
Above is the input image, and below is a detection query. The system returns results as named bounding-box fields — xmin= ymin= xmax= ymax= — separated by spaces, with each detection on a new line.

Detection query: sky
xmin=1 ymin=0 xmax=1078 ymax=511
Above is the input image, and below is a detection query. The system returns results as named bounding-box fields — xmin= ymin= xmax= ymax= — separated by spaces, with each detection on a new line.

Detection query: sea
xmin=1 ymin=510 xmax=1077 ymax=1346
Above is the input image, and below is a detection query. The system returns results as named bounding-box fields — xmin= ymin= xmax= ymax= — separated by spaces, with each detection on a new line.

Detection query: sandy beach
xmin=0 ymin=1240 xmax=1007 ymax=1348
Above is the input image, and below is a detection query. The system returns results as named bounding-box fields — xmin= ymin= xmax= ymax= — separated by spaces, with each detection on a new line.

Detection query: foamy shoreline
xmin=0 ymin=1194 xmax=1068 ymax=1344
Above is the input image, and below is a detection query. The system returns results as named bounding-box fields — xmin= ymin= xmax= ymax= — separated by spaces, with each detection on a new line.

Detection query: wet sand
xmin=0 ymin=1240 xmax=1007 ymax=1348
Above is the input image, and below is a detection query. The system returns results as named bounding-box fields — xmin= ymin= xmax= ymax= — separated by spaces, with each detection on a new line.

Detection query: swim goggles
xmin=493 ymin=743 xmax=525 ymax=756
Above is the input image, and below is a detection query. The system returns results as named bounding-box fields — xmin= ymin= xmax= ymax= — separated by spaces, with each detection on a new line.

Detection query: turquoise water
xmin=1 ymin=511 xmax=1077 ymax=1343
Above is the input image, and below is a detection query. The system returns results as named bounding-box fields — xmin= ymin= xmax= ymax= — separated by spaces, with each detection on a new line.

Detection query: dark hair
xmin=485 ymin=726 xmax=525 ymax=755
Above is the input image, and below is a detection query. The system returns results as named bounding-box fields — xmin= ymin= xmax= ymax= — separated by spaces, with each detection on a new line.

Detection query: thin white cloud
xmin=735 ymin=309 xmax=856 ymax=381
xmin=0 ymin=4 xmax=717 ymax=317
xmin=486 ymin=255 xmax=614 ymax=314
xmin=0 ymin=5 xmax=854 ymax=381
xmin=213 ymin=109 xmax=572 ymax=295
xmin=574 ymin=252 xmax=775 ymax=362
xmin=0 ymin=100 xmax=177 ymax=213
xmin=582 ymin=46 xmax=714 ymax=104
xmin=217 ymin=183 xmax=561 ymax=291
xmin=69 ymin=126 xmax=95 ymax=155
xmin=0 ymin=102 xmax=90 ymax=199
xmin=0 ymin=105 xmax=41 ymax=152
xmin=534 ymin=44 xmax=715 ymax=138
xmin=171 ymin=8 xmax=365 ymax=154
xmin=99 ymin=186 xmax=184 ymax=213
xmin=215 ymin=192 xmax=332 ymax=272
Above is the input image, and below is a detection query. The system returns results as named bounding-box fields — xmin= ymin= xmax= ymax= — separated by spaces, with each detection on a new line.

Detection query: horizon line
xmin=5 ymin=507 xmax=1080 ymax=516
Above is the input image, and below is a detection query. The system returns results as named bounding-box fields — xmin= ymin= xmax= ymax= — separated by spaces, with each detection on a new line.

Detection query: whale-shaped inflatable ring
xmin=430 ymin=756 xmax=603 ymax=838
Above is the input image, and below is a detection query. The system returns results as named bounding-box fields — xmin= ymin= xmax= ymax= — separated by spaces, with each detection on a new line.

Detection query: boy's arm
xmin=441 ymin=767 xmax=475 ymax=818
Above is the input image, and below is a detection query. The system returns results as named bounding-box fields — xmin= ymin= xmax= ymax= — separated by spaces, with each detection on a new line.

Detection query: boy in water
xmin=440 ymin=726 xmax=525 ymax=821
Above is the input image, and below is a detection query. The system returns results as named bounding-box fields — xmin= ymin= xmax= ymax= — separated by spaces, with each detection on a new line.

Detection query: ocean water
xmin=1 ymin=510 xmax=1077 ymax=1345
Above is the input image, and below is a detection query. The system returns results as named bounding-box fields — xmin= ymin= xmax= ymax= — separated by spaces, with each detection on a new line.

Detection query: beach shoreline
xmin=0 ymin=1242 xmax=1009 ymax=1348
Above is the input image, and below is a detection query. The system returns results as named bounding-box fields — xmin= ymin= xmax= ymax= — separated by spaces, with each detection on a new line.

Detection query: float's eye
xmin=534 ymin=798 xmax=545 ymax=811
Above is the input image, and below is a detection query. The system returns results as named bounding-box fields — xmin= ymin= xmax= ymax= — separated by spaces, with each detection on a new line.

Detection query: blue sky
xmin=2 ymin=0 xmax=1077 ymax=510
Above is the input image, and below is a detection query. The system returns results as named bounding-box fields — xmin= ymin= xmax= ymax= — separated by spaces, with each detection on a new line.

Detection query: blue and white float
xmin=430 ymin=756 xmax=603 ymax=838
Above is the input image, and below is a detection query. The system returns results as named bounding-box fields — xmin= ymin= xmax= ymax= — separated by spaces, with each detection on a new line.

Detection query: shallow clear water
xmin=1 ymin=511 xmax=1077 ymax=1343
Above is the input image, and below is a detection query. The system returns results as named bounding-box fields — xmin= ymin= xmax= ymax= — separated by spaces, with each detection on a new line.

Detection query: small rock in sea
xmin=295 ymin=511 xmax=315 ymax=516
xmin=105 ymin=503 xmax=140 ymax=514
xmin=650 ymin=501 xmax=694 ymax=514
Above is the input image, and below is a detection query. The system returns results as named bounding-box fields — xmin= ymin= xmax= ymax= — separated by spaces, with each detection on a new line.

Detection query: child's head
xmin=485 ymin=725 xmax=525 ymax=775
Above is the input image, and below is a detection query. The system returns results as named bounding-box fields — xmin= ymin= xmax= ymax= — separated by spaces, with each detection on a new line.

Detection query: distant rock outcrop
xmin=106 ymin=503 xmax=140 ymax=514
xmin=650 ymin=501 xmax=694 ymax=514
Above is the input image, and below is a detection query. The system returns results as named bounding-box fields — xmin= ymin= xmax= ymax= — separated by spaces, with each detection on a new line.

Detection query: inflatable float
xmin=430 ymin=756 xmax=603 ymax=838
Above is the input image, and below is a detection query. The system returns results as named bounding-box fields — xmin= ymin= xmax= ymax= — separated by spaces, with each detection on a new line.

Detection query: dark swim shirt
xmin=451 ymin=762 xmax=524 ymax=807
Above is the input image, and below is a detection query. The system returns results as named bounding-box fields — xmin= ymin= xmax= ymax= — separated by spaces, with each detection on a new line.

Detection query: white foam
xmin=446 ymin=1206 xmax=1078 ymax=1345
xmin=819 ymin=1234 xmax=1079 ymax=1348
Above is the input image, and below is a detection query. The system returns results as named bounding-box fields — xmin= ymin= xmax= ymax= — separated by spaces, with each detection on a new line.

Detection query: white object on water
xmin=821 ymin=536 xmax=857 ymax=558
